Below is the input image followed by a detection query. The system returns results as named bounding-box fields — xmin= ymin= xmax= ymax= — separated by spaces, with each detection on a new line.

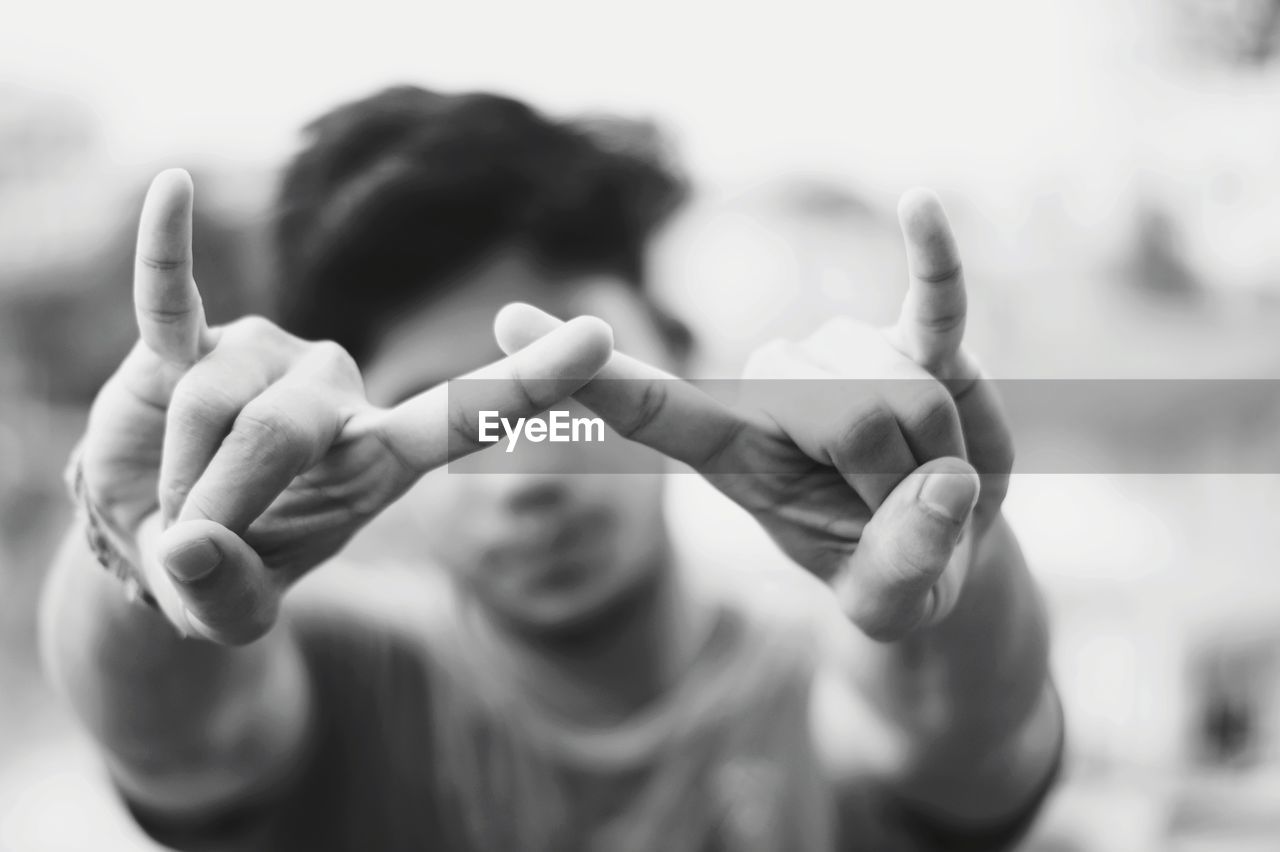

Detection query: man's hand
xmin=887 ymin=189 xmax=1013 ymax=526
xmin=80 ymin=169 xmax=614 ymax=645
xmin=494 ymin=189 xmax=1013 ymax=642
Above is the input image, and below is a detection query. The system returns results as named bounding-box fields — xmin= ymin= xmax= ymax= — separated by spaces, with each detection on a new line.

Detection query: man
xmin=40 ymin=87 xmax=1062 ymax=851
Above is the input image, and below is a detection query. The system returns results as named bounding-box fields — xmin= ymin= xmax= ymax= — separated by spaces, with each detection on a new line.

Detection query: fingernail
xmin=164 ymin=538 xmax=221 ymax=582
xmin=919 ymin=472 xmax=979 ymax=523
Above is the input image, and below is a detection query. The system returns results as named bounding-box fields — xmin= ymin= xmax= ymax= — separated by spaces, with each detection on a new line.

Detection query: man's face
xmin=359 ymin=251 xmax=678 ymax=634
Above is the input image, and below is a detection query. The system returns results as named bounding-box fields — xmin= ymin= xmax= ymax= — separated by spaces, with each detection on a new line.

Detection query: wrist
xmin=915 ymin=509 xmax=1021 ymax=639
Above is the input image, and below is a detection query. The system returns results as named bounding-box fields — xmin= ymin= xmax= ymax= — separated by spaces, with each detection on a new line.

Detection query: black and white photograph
xmin=3 ymin=2 xmax=1280 ymax=850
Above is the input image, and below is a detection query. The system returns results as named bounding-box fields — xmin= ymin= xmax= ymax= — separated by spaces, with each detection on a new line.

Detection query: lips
xmin=486 ymin=508 xmax=612 ymax=584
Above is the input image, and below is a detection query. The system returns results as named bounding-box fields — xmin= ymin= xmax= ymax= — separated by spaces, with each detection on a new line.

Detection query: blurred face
xmin=360 ymin=250 xmax=679 ymax=635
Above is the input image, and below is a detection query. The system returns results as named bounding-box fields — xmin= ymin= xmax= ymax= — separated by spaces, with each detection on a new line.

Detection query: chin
xmin=488 ymin=565 xmax=656 ymax=643
xmin=494 ymin=581 xmax=621 ymax=635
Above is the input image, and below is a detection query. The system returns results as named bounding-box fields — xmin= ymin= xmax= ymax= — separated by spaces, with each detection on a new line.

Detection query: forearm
xmin=848 ymin=512 xmax=1061 ymax=822
xmin=38 ymin=522 xmax=310 ymax=813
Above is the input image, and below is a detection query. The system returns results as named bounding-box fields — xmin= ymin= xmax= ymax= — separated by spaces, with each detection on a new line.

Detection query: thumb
xmin=147 ymin=519 xmax=281 ymax=646
xmin=835 ymin=457 xmax=979 ymax=642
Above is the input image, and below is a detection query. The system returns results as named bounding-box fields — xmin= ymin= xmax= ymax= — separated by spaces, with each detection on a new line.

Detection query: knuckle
xmin=224 ymin=315 xmax=294 ymax=351
xmin=272 ymin=377 xmax=338 ymax=417
xmin=921 ymin=298 xmax=962 ymax=324
xmin=904 ymin=386 xmax=959 ymax=437
xmin=136 ymin=302 xmax=191 ymax=326
xmin=493 ymin=357 xmax=548 ymax=414
xmin=693 ymin=418 xmax=746 ymax=471
xmin=833 ymin=403 xmax=897 ymax=458
xmin=307 ymin=340 xmax=360 ymax=381
xmin=916 ymin=258 xmax=964 ymax=286
xmin=231 ymin=406 xmax=307 ymax=462
xmin=620 ymin=380 xmax=669 ymax=439
xmin=919 ymin=382 xmax=954 ymax=414
xmin=446 ymin=405 xmax=483 ymax=451
xmin=166 ymin=374 xmax=201 ymax=410
xmin=169 ymin=375 xmax=238 ymax=426
xmin=917 ymin=303 xmax=966 ymax=334
xmin=136 ymin=253 xmax=187 ymax=274
xmin=509 ymin=372 xmax=545 ymax=414
xmin=228 ymin=314 xmax=275 ymax=337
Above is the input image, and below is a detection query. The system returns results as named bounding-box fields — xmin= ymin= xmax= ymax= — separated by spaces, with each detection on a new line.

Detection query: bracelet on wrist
xmin=63 ymin=441 xmax=161 ymax=612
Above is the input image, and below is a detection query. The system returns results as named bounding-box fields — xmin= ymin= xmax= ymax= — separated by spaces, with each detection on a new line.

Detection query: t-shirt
xmin=122 ymin=565 xmax=1059 ymax=852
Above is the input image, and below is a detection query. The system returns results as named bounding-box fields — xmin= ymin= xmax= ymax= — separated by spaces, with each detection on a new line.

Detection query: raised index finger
xmin=134 ymin=169 xmax=213 ymax=366
xmin=892 ymin=188 xmax=967 ymax=373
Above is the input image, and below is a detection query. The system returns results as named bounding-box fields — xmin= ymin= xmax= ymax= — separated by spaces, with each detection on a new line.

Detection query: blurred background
xmin=5 ymin=0 xmax=1280 ymax=849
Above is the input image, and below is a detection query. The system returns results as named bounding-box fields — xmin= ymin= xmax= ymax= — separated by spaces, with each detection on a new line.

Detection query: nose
xmin=486 ymin=474 xmax=573 ymax=513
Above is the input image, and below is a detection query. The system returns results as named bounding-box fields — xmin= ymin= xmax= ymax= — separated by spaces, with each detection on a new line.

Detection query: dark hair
xmin=271 ymin=85 xmax=688 ymax=364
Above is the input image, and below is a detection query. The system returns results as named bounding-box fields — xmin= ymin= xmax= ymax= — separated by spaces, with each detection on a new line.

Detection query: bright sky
xmin=4 ymin=0 xmax=1133 ymax=199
